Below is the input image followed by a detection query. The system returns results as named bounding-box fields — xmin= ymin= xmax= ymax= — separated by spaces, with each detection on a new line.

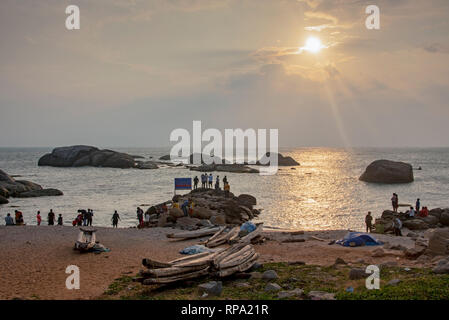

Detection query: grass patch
xmin=101 ymin=263 xmax=449 ymax=300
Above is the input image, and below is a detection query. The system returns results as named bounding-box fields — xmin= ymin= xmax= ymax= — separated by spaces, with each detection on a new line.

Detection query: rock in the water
xmin=0 ymin=195 xmax=8 ymax=204
xmin=190 ymin=163 xmax=259 ymax=174
xmin=0 ymin=186 xmax=9 ymax=198
xmin=262 ymin=270 xmax=279 ymax=280
xmin=135 ymin=161 xmax=158 ymax=169
xmin=349 ymin=268 xmax=366 ymax=280
xmin=16 ymin=188 xmax=63 ymax=198
xmin=0 ymin=169 xmax=61 ymax=199
xmin=38 ymin=145 xmax=138 ymax=169
xmin=198 ymin=281 xmax=222 ymax=296
xmin=237 ymin=194 xmax=257 ymax=208
xmin=307 ymin=291 xmax=335 ymax=300
xmin=265 ymin=283 xmax=282 ymax=292
xmin=359 ymin=160 xmax=414 ymax=184
xmin=258 ymin=152 xmax=300 ymax=166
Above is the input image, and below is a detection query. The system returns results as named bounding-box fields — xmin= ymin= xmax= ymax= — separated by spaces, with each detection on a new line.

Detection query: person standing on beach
xmin=88 ymin=209 xmax=93 ymax=226
xmin=36 ymin=211 xmax=42 ymax=226
xmin=365 ymin=212 xmax=373 ymax=233
xmin=201 ymin=173 xmax=205 ymax=188
xmin=223 ymin=176 xmax=228 ymax=185
xmin=193 ymin=176 xmax=199 ymax=189
xmin=112 ymin=211 xmax=120 ymax=228
xmin=391 ymin=193 xmax=398 ymax=212
xmin=215 ymin=175 xmax=220 ymax=189
xmin=136 ymin=207 xmax=144 ymax=227
xmin=48 ymin=209 xmax=55 ymax=225
xmin=208 ymin=173 xmax=213 ymax=188
xmin=415 ymin=198 xmax=421 ymax=213
xmin=57 ymin=214 xmax=63 ymax=226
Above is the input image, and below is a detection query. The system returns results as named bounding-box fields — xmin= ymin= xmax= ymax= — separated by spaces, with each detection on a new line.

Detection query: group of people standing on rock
xmin=193 ymin=174 xmax=231 ymax=195
xmin=364 ymin=193 xmax=431 ymax=236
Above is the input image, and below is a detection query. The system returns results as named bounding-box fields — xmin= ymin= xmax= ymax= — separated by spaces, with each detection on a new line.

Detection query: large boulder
xmin=359 ymin=160 xmax=414 ymax=183
xmin=17 ymin=188 xmax=63 ymax=198
xmin=38 ymin=145 xmax=138 ymax=169
xmin=440 ymin=211 xmax=449 ymax=226
xmin=0 ymin=169 xmax=62 ymax=199
xmin=426 ymin=229 xmax=449 ymax=256
xmin=402 ymin=219 xmax=428 ymax=230
xmin=0 ymin=195 xmax=8 ymax=204
xmin=237 ymin=194 xmax=257 ymax=208
xmin=191 ymin=207 xmax=212 ymax=220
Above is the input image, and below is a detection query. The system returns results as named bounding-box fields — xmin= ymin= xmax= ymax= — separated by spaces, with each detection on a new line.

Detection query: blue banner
xmin=174 ymin=178 xmax=192 ymax=190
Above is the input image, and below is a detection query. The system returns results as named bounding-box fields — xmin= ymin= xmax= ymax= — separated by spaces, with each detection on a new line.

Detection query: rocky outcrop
xmin=258 ymin=152 xmax=300 ymax=166
xmin=373 ymin=208 xmax=449 ymax=234
xmin=0 ymin=169 xmax=63 ymax=200
xmin=38 ymin=145 xmax=141 ymax=169
xmin=0 ymin=195 xmax=8 ymax=204
xmin=16 ymin=188 xmax=64 ymax=198
xmin=426 ymin=229 xmax=449 ymax=256
xmin=190 ymin=164 xmax=259 ymax=174
xmin=143 ymin=189 xmax=260 ymax=229
xmin=359 ymin=160 xmax=414 ymax=183
xmin=135 ymin=161 xmax=159 ymax=170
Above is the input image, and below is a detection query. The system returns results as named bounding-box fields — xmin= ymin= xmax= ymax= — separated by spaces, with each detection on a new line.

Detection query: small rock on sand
xmin=265 ymin=283 xmax=282 ymax=292
xmin=349 ymin=268 xmax=367 ymax=280
xmin=262 ymin=270 xmax=279 ymax=280
xmin=307 ymin=291 xmax=335 ymax=300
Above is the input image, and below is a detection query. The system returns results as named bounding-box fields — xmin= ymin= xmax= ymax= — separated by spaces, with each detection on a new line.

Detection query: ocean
xmin=1 ymin=147 xmax=448 ymax=231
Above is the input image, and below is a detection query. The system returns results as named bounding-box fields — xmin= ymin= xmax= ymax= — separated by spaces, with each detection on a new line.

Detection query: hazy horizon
xmin=1 ymin=0 xmax=449 ymax=148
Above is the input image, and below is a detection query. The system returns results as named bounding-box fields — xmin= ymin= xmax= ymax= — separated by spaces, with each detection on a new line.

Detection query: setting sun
xmin=303 ymin=36 xmax=323 ymax=53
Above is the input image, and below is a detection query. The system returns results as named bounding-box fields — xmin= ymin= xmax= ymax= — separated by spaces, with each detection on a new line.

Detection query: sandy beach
xmin=0 ymin=225 xmax=433 ymax=300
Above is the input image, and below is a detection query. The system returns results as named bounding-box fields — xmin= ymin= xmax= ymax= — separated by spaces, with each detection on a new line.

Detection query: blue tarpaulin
xmin=335 ymin=232 xmax=383 ymax=247
xmin=174 ymin=178 xmax=192 ymax=190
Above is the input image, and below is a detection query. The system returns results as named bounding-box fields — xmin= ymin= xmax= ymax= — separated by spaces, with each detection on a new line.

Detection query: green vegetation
xmin=102 ymin=263 xmax=449 ymax=300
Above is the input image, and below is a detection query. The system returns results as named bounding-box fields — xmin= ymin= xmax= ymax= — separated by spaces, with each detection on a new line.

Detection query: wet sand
xmin=0 ymin=225 xmax=431 ymax=300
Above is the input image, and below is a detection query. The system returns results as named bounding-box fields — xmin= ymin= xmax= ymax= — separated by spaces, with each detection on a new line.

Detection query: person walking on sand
xmin=36 ymin=211 xmax=42 ymax=226
xmin=208 ymin=173 xmax=213 ymax=188
xmin=57 ymin=214 xmax=63 ymax=226
xmin=365 ymin=211 xmax=373 ymax=233
xmin=112 ymin=211 xmax=120 ymax=228
xmin=415 ymin=198 xmax=421 ymax=214
xmin=193 ymin=176 xmax=199 ymax=190
xmin=393 ymin=217 xmax=402 ymax=236
xmin=5 ymin=213 xmax=14 ymax=226
xmin=48 ymin=209 xmax=55 ymax=225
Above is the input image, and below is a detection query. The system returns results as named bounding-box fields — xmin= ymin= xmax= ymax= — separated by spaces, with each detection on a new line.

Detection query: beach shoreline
xmin=0 ymin=224 xmax=439 ymax=300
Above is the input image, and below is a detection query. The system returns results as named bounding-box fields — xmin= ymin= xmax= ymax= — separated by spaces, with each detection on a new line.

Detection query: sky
xmin=1 ymin=0 xmax=449 ymax=148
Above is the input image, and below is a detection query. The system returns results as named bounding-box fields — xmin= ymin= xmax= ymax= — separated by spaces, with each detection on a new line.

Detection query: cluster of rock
xmin=190 ymin=164 xmax=259 ymax=174
xmin=159 ymin=152 xmax=300 ymax=173
xmin=359 ymin=159 xmax=414 ymax=183
xmin=38 ymin=145 xmax=158 ymax=169
xmin=0 ymin=169 xmax=63 ymax=204
xmin=144 ymin=189 xmax=260 ymax=229
xmin=374 ymin=208 xmax=449 ymax=232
